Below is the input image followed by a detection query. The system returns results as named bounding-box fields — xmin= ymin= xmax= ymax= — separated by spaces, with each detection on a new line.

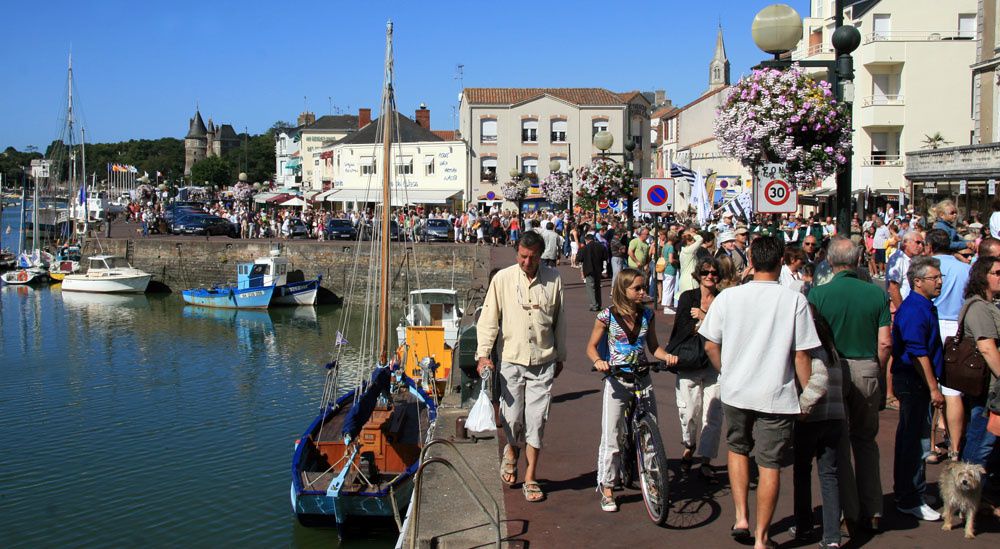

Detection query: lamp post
xmin=752 ymin=2 xmax=860 ymax=236
xmin=592 ymin=130 xmax=637 ymax=233
xmin=548 ymin=158 xmax=574 ymax=214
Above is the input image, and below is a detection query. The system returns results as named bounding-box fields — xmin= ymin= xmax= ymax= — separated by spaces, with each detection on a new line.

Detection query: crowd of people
xmin=475 ymin=197 xmax=1000 ymax=549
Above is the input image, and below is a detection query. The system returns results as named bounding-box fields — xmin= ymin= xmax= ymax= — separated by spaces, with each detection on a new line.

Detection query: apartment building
xmin=297 ymin=112 xmax=362 ymax=189
xmin=906 ymin=0 xmax=1000 ymax=217
xmin=793 ymin=0 xmax=978 ymax=204
xmin=458 ymin=88 xmax=651 ymax=208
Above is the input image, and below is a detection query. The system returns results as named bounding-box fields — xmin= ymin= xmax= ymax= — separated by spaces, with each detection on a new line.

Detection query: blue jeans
xmin=892 ymin=373 xmax=931 ymax=509
xmin=611 ymin=257 xmax=624 ymax=282
xmin=961 ymin=400 xmax=997 ymax=467
xmin=794 ymin=419 xmax=843 ymax=546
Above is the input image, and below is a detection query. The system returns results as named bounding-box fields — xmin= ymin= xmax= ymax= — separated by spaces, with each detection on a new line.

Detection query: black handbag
xmin=666 ymin=330 xmax=710 ymax=371
xmin=942 ymin=301 xmax=991 ymax=398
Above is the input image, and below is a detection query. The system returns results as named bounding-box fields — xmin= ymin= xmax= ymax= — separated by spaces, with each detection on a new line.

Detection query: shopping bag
xmin=466 ymin=388 xmax=496 ymax=432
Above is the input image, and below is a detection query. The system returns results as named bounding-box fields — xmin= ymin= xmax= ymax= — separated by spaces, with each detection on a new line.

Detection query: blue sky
xmin=0 ymin=0 xmax=810 ymax=150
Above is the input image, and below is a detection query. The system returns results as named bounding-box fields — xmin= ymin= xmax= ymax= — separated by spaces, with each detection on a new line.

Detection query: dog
xmin=939 ymin=460 xmax=986 ymax=539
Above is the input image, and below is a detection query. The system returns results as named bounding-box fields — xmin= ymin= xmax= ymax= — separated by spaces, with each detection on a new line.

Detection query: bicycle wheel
xmin=616 ymin=415 xmax=636 ymax=489
xmin=635 ymin=415 xmax=670 ymax=525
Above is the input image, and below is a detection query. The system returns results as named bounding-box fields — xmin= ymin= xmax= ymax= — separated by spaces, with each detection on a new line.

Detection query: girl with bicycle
xmin=586 ymin=268 xmax=678 ymax=512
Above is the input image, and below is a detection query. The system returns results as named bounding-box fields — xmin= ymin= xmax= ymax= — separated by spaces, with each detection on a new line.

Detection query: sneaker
xmin=663 ymin=307 xmax=675 ymax=315
xmin=896 ymin=503 xmax=941 ymax=521
xmin=600 ymin=494 xmax=618 ymax=512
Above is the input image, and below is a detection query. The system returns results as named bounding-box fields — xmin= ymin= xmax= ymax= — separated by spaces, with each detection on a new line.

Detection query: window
xmin=550 ymin=119 xmax=567 ymax=143
xmin=361 ymin=156 xmax=376 ymax=175
xmin=871 ymin=71 xmax=901 ymax=103
xmin=522 ymin=157 xmax=538 ymax=174
xmin=521 ymin=119 xmax=538 ymax=143
xmin=870 ymin=131 xmax=900 ymax=165
xmin=592 ymin=119 xmax=609 ymax=137
xmin=872 ymin=14 xmax=891 ymax=40
xmin=481 ymin=158 xmax=497 ymax=182
xmin=481 ymin=119 xmax=497 ymax=143
xmin=424 ymin=155 xmax=435 ymax=176
xmin=668 ymin=119 xmax=676 ymax=140
xmin=959 ymin=14 xmax=976 ymax=39
xmin=396 ymin=156 xmax=413 ymax=175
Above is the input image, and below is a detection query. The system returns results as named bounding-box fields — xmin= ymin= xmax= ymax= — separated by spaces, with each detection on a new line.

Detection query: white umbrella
xmin=279 ymin=197 xmax=307 ymax=208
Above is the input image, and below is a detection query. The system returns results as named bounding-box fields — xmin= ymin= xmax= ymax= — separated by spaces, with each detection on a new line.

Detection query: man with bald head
xmin=977 ymin=237 xmax=1000 ymax=260
xmin=886 ymin=230 xmax=925 ymax=310
xmin=808 ymin=236 xmax=892 ymax=533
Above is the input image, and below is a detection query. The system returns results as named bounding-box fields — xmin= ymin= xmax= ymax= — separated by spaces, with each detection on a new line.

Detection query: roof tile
xmin=463 ymin=88 xmax=627 ymax=106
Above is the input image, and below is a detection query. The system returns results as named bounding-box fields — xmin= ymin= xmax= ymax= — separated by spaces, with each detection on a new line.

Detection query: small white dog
xmin=940 ymin=460 xmax=986 ymax=539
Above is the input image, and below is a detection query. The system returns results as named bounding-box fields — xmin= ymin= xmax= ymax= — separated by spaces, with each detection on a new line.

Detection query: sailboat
xmin=290 ymin=22 xmax=437 ymax=534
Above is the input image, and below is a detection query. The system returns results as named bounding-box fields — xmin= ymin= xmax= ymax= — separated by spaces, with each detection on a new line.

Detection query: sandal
xmin=600 ymin=491 xmax=617 ymax=512
xmin=522 ymin=481 xmax=545 ymax=502
xmin=885 ymin=395 xmax=899 ymax=410
xmin=500 ymin=445 xmax=518 ymax=486
xmin=925 ymin=449 xmax=947 ymax=464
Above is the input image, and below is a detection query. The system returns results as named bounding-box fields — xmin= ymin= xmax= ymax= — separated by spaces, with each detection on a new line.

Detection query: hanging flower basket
xmin=714 ymin=64 xmax=852 ymax=189
xmin=500 ymin=176 xmax=529 ymax=201
xmin=233 ymin=182 xmax=253 ymax=201
xmin=575 ymin=158 xmax=632 ymax=204
xmin=540 ymin=172 xmax=573 ymax=206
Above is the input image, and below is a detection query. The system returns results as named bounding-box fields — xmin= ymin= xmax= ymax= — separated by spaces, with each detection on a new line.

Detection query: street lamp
xmin=549 ymin=158 xmax=575 ymax=214
xmin=752 ymin=1 xmax=860 ymax=235
xmin=592 ymin=130 xmax=637 ymax=233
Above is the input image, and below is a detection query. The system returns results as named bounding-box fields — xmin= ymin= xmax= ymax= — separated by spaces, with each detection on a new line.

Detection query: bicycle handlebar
xmin=590 ymin=360 xmax=676 ymax=375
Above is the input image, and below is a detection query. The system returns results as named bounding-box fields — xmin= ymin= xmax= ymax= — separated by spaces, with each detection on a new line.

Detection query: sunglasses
xmin=802 ymin=243 xmax=815 ymax=247
xmin=700 ymin=269 xmax=720 ymax=277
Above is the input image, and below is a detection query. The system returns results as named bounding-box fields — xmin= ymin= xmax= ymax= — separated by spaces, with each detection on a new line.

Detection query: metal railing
xmin=792 ymin=43 xmax=834 ymax=60
xmin=407 ymin=438 xmax=501 ymax=549
xmin=863 ymin=154 xmax=904 ymax=167
xmin=481 ymin=135 xmax=497 ymax=144
xmin=860 ymin=94 xmax=905 ymax=107
xmin=864 ymin=30 xmax=976 ymax=44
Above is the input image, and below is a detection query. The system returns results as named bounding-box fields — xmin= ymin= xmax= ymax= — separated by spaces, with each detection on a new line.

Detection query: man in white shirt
xmin=886 ymin=230 xmax=924 ymax=310
xmin=872 ymin=219 xmax=890 ymax=277
xmin=539 ymin=222 xmax=563 ymax=267
xmin=700 ymin=236 xmax=820 ymax=549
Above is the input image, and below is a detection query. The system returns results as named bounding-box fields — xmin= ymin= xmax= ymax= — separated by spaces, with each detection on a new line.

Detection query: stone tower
xmin=184 ymin=110 xmax=208 ymax=176
xmin=708 ymin=24 xmax=731 ymax=91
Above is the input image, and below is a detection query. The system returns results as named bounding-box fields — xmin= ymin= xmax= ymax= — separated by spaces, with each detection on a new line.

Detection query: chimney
xmin=358 ymin=108 xmax=371 ymax=129
xmin=297 ymin=111 xmax=316 ymax=127
xmin=654 ymin=89 xmax=666 ymax=106
xmin=415 ymin=103 xmax=430 ymax=129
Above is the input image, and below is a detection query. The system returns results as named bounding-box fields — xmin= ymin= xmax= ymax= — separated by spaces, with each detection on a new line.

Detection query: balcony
xmin=863 ymin=154 xmax=904 ymax=167
xmin=858 ymin=95 xmax=904 ymax=127
xmin=791 ymin=43 xmax=834 ymax=61
xmin=857 ymin=162 xmax=905 ymax=191
xmin=863 ymin=30 xmax=975 ymax=44
xmin=905 ymin=143 xmax=1000 ymax=181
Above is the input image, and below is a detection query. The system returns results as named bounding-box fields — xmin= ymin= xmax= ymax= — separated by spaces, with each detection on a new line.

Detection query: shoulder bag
xmin=942 ymin=300 xmax=991 ymax=397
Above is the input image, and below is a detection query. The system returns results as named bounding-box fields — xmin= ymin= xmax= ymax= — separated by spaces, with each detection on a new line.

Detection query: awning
xmin=253 ymin=192 xmax=279 ymax=204
xmin=286 ymin=158 xmax=301 ymax=169
xmin=265 ymin=193 xmax=293 ymax=204
xmin=390 ymin=189 xmax=461 ymax=205
xmin=302 ymin=191 xmax=321 ymax=202
xmin=317 ymin=189 xmax=341 ymax=202
xmin=278 ymin=197 xmax=307 ymax=207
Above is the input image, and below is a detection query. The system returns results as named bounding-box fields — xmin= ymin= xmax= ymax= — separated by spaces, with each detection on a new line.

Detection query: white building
xmin=315 ymin=107 xmax=468 ymax=211
xmin=297 ymin=112 xmax=363 ymax=190
xmin=458 ymin=87 xmax=651 ymax=208
xmin=792 ymin=0 xmax=978 ymax=206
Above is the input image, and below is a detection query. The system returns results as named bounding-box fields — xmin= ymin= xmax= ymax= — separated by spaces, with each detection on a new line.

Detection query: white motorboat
xmin=1 ymin=267 xmax=48 ymax=285
xmin=61 ymin=255 xmax=151 ymax=293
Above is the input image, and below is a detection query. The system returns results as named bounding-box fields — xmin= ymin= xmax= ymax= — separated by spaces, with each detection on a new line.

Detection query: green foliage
xmin=190 ymin=156 xmax=234 ymax=187
xmin=921 ymin=132 xmax=952 ymax=150
xmin=0 ymin=147 xmax=44 ymax=189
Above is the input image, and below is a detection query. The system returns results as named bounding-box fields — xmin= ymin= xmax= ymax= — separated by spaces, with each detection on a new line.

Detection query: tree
xmin=189 ymin=156 xmax=234 ymax=187
xmin=921 ymin=132 xmax=952 ymax=150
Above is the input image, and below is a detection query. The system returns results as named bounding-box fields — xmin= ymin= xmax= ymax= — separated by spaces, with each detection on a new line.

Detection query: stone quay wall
xmin=82 ymin=239 xmax=490 ymax=304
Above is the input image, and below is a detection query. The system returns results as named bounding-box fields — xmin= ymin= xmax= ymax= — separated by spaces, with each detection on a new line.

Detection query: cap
xmin=722 ymin=211 xmax=734 ymax=218
xmin=719 ymin=231 xmax=736 ymax=244
xmin=735 ymin=227 xmax=749 ymax=235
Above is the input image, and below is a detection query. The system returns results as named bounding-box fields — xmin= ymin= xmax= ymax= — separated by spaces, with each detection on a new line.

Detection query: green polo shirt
xmin=807 ymin=270 xmax=891 ymax=359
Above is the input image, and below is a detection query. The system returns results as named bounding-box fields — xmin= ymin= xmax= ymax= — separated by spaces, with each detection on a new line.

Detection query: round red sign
xmin=763 ymin=179 xmax=791 ymax=206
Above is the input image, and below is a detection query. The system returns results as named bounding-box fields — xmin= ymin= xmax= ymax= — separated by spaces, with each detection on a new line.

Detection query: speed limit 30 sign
xmin=754 ymin=163 xmax=797 ymax=214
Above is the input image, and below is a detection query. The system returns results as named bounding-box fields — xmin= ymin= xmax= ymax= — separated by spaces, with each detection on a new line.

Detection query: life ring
xmin=17 ymin=271 xmax=28 ymax=282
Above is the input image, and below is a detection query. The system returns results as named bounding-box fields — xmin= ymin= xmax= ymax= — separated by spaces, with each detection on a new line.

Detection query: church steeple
xmin=709 ymin=24 xmax=731 ymax=91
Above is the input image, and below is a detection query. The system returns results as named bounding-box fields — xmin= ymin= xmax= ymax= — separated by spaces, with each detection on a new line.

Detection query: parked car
xmin=286 ymin=219 xmax=310 ymax=239
xmin=163 ymin=204 xmax=204 ymax=223
xmin=171 ymin=213 xmax=237 ymax=237
xmin=361 ymin=219 xmax=402 ymax=241
xmin=422 ymin=218 xmax=453 ymax=242
xmin=324 ymin=218 xmax=358 ymax=240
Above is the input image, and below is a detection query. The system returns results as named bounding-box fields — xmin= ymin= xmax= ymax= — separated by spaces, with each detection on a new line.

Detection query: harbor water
xmin=0 ymin=212 xmax=395 ymax=547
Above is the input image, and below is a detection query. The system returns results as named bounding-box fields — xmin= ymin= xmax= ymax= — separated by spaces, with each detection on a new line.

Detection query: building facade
xmin=793 ymin=0 xmax=978 ymax=204
xmin=273 ymin=111 xmax=316 ymax=188
xmin=458 ymin=88 xmax=651 ymax=208
xmin=905 ymin=0 xmax=1000 ymax=218
xmin=298 ymin=112 xmax=362 ymax=189
xmin=183 ymin=109 xmax=241 ymax=177
xmin=314 ymin=108 xmax=467 ymax=211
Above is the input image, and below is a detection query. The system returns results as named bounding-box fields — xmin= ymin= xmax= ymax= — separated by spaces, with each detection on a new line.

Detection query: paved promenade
xmin=487 ymin=246 xmax=999 ymax=548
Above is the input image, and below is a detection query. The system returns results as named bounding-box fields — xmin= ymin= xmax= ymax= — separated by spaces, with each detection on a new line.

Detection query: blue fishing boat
xmin=181 ymin=262 xmax=276 ymax=309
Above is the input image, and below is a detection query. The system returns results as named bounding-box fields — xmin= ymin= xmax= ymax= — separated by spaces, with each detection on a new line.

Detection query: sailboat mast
xmin=68 ymin=53 xmax=76 ymax=206
xmin=377 ymin=21 xmax=394 ymax=364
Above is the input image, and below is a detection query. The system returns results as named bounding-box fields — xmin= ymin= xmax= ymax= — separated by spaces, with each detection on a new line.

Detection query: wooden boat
xmin=291 ymin=22 xmax=437 ymax=535
xmin=49 ymin=245 xmax=82 ymax=281
xmin=396 ymin=289 xmax=460 ymax=397
xmin=181 ymin=262 xmax=276 ymax=309
xmin=61 ymin=255 xmax=151 ymax=293
xmin=254 ymin=249 xmax=322 ymax=306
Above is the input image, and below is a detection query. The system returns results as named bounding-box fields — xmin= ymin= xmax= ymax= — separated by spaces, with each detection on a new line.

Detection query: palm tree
xmin=921 ymin=132 xmax=952 ymax=149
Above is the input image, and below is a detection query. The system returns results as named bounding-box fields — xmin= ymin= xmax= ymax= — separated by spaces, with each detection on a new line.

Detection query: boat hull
xmin=272 ymin=278 xmax=321 ymax=306
xmin=61 ymin=273 xmax=151 ymax=293
xmin=182 ymin=285 xmax=275 ymax=309
xmin=1 ymin=269 xmax=48 ymax=285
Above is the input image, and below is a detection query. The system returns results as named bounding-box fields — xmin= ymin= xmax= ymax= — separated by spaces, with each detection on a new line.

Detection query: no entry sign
xmin=639 ymin=178 xmax=675 ymax=213
xmin=754 ymin=164 xmax=797 ymax=214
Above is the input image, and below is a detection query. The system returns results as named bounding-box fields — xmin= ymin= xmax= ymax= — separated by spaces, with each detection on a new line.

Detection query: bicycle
xmin=594 ymin=360 xmax=673 ymax=525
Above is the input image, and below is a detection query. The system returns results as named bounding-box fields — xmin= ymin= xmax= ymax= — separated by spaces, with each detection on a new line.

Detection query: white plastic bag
xmin=466 ymin=388 xmax=496 ymax=432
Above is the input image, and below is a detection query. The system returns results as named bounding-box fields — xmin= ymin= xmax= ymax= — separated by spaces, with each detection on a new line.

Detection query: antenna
xmin=455 ymin=64 xmax=464 ymax=89
xmin=303 ymin=95 xmax=308 ymax=112
xmin=328 ymin=96 xmax=333 ymax=114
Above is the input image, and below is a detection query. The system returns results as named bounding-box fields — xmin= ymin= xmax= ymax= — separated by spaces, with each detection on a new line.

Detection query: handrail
xmin=408 ymin=439 xmax=501 ymax=548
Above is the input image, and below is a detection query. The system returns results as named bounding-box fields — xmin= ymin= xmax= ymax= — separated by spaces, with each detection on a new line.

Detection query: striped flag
xmin=670 ymin=163 xmax=695 ymax=182
xmin=722 ymin=191 xmax=754 ymax=222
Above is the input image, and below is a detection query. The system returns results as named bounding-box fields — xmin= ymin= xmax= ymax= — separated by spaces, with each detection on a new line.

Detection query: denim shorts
xmin=723 ymin=403 xmax=795 ymax=469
